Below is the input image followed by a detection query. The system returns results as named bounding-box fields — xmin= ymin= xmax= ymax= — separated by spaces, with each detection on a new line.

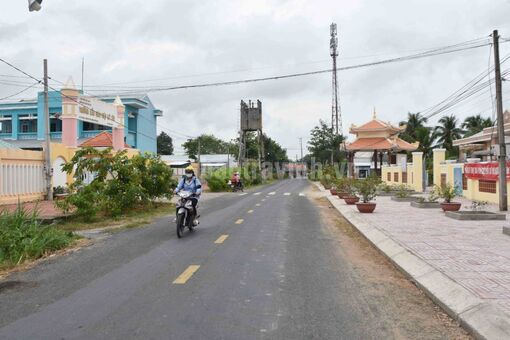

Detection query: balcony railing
xmin=50 ymin=132 xmax=62 ymax=139
xmin=18 ymin=132 xmax=37 ymax=140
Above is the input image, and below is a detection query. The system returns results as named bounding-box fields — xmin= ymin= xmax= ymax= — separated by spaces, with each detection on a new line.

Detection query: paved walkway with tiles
xmin=330 ymin=194 xmax=510 ymax=314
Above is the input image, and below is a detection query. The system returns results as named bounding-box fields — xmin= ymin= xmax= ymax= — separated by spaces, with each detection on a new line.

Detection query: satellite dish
xmin=28 ymin=0 xmax=42 ymax=12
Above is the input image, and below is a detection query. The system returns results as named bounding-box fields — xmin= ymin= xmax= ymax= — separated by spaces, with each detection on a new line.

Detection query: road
xmin=0 ymin=179 xmax=469 ymax=339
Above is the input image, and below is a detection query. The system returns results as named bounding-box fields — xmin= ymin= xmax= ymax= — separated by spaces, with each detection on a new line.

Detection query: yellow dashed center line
xmin=214 ymin=234 xmax=229 ymax=244
xmin=247 ymin=209 xmax=254 ymax=214
xmin=235 ymin=218 xmax=244 ymax=224
xmin=172 ymin=265 xmax=200 ymax=284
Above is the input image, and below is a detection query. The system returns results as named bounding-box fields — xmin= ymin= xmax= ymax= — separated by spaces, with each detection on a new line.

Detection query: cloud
xmin=1 ymin=0 xmax=509 ymax=153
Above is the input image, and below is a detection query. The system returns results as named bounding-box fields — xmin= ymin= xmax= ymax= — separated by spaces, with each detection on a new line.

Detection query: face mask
xmin=186 ymin=173 xmax=193 ymax=178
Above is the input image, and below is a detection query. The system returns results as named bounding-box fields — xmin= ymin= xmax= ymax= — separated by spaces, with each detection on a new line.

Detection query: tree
xmin=462 ymin=114 xmax=493 ymax=137
xmin=157 ymin=132 xmax=174 ymax=155
xmin=230 ymin=132 xmax=289 ymax=163
xmin=415 ymin=127 xmax=435 ymax=159
xmin=183 ymin=134 xmax=231 ymax=160
xmin=308 ymin=120 xmax=344 ymax=163
xmin=263 ymin=135 xmax=289 ymax=163
xmin=399 ymin=112 xmax=428 ymax=142
xmin=434 ymin=115 xmax=464 ymax=156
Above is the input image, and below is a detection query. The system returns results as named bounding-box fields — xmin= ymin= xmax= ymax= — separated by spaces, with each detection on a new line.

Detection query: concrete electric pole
xmin=493 ymin=30 xmax=507 ymax=211
xmin=28 ymin=0 xmax=42 ymax=11
xmin=43 ymin=59 xmax=53 ymax=201
xmin=330 ymin=23 xmax=342 ymax=135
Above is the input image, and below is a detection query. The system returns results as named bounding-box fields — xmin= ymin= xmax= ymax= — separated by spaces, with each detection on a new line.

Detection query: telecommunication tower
xmin=330 ymin=23 xmax=342 ymax=135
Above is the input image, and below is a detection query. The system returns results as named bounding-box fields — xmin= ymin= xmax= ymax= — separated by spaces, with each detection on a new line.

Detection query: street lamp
xmin=28 ymin=0 xmax=42 ymax=12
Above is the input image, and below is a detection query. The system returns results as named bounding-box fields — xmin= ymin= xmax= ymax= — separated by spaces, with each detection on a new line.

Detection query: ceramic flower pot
xmin=356 ymin=202 xmax=376 ymax=213
xmin=337 ymin=192 xmax=348 ymax=199
xmin=344 ymin=196 xmax=360 ymax=205
xmin=440 ymin=202 xmax=461 ymax=212
xmin=330 ymin=188 xmax=338 ymax=195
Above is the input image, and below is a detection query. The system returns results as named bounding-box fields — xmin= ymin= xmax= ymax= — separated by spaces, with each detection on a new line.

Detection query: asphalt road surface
xmin=0 ymin=179 xmax=469 ymax=339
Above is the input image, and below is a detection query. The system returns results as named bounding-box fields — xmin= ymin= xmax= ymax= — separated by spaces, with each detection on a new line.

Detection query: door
xmin=52 ymin=157 xmax=67 ymax=188
xmin=453 ymin=167 xmax=463 ymax=194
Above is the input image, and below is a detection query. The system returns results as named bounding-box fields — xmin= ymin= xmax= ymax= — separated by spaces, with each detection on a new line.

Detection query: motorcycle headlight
xmin=185 ymin=200 xmax=193 ymax=208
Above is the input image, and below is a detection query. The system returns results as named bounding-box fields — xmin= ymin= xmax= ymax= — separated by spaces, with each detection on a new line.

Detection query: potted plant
xmin=354 ymin=177 xmax=378 ymax=213
xmin=411 ymin=187 xmax=440 ymax=208
xmin=391 ymin=184 xmax=418 ymax=202
xmin=343 ymin=179 xmax=360 ymax=205
xmin=335 ymin=177 xmax=350 ymax=198
xmin=437 ymin=184 xmax=461 ymax=212
xmin=53 ymin=185 xmax=69 ymax=200
xmin=330 ymin=185 xmax=338 ymax=196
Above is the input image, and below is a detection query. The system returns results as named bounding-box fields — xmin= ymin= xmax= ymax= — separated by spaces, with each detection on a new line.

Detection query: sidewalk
xmin=313 ymin=182 xmax=510 ymax=340
xmin=0 ymin=200 xmax=64 ymax=221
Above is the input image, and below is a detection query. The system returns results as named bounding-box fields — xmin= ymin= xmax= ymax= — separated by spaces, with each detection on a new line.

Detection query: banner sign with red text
xmin=464 ymin=161 xmax=510 ymax=180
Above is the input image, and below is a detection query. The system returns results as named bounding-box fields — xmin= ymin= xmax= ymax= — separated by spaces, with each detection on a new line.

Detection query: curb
xmin=311 ymin=181 xmax=510 ymax=340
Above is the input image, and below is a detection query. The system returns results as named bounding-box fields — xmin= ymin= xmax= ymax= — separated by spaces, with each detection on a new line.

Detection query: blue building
xmin=0 ymin=92 xmax=162 ymax=153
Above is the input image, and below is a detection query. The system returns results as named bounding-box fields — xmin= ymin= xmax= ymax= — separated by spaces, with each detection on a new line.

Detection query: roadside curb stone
xmin=310 ymin=180 xmax=510 ymax=340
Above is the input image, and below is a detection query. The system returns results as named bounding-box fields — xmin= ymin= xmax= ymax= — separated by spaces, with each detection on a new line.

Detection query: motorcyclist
xmin=230 ymin=171 xmax=242 ymax=189
xmin=174 ymin=165 xmax=202 ymax=225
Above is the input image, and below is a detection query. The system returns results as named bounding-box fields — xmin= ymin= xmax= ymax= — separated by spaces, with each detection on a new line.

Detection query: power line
xmin=82 ymin=38 xmax=495 ymax=95
xmin=0 ymin=81 xmax=41 ymax=101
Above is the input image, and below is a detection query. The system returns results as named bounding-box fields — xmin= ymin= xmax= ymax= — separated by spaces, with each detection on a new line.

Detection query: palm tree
xmin=399 ymin=112 xmax=428 ymax=142
xmin=415 ymin=127 xmax=435 ymax=159
xmin=434 ymin=115 xmax=464 ymax=156
xmin=462 ymin=114 xmax=494 ymax=137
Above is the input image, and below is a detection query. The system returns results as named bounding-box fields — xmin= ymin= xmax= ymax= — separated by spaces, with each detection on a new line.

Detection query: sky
xmin=1 ymin=0 xmax=510 ymax=157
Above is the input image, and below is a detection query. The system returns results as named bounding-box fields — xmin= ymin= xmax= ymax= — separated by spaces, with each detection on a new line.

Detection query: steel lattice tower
xmin=330 ymin=23 xmax=342 ymax=135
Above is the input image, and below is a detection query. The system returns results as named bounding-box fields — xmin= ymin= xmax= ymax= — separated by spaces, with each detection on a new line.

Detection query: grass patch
xmin=0 ymin=206 xmax=79 ymax=270
xmin=55 ymin=202 xmax=175 ymax=232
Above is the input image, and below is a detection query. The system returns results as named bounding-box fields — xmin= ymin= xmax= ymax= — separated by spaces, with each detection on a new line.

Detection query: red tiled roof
xmin=350 ymin=119 xmax=402 ymax=133
xmin=346 ymin=137 xmax=418 ymax=151
xmin=79 ymin=131 xmax=129 ymax=148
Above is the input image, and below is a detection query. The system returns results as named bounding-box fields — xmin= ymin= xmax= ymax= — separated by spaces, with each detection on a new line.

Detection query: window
xmin=18 ymin=115 xmax=37 ymax=133
xmin=394 ymin=172 xmax=399 ymax=182
xmin=462 ymin=173 xmax=467 ymax=190
xmin=83 ymin=122 xmax=110 ymax=131
xmin=50 ymin=118 xmax=62 ymax=132
xmin=387 ymin=172 xmax=391 ymax=181
xmin=441 ymin=174 xmax=447 ymax=188
xmin=402 ymin=172 xmax=407 ymax=183
xmin=479 ymin=180 xmax=496 ymax=194
xmin=0 ymin=116 xmax=12 ymax=134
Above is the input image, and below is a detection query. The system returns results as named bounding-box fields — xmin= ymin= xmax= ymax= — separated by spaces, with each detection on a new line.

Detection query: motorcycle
xmin=175 ymin=191 xmax=198 ymax=238
xmin=227 ymin=180 xmax=244 ymax=192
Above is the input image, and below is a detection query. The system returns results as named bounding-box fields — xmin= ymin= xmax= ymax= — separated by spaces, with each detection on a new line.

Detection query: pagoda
xmin=345 ymin=110 xmax=418 ymax=177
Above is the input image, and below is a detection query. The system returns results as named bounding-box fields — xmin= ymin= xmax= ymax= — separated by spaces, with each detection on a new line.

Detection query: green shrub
xmin=0 ymin=206 xmax=77 ymax=267
xmin=353 ymin=177 xmax=378 ymax=203
xmin=56 ymin=147 xmax=176 ymax=220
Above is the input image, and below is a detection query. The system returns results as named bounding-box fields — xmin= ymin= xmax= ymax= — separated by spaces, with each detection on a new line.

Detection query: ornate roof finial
xmin=373 ymin=107 xmax=377 ymax=119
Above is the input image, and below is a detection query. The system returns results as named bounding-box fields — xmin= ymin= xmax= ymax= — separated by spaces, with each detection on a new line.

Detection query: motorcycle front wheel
xmin=176 ymin=214 xmax=185 ymax=238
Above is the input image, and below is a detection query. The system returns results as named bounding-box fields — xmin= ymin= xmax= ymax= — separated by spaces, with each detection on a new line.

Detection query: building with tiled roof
xmin=346 ymin=111 xmax=419 ymax=178
xmin=79 ymin=131 xmax=130 ymax=148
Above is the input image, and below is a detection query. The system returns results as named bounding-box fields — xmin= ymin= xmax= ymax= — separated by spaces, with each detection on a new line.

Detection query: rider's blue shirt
xmin=175 ymin=176 xmax=202 ymax=196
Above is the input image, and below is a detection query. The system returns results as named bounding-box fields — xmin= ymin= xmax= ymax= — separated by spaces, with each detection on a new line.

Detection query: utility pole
xmin=197 ymin=138 xmax=201 ymax=177
xmin=43 ymin=59 xmax=53 ymax=201
xmin=299 ymin=137 xmax=303 ymax=160
xmin=330 ymin=23 xmax=342 ymax=135
xmin=494 ymin=30 xmax=507 ymax=211
xmin=81 ymin=57 xmax=84 ymax=92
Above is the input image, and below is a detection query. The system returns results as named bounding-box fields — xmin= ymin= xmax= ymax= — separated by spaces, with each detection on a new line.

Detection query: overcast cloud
xmin=1 ymin=0 xmax=510 ymax=156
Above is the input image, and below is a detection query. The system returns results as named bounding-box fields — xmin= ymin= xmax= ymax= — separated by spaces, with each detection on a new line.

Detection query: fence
xmin=0 ymin=148 xmax=45 ymax=204
xmin=381 ymin=152 xmax=424 ymax=192
xmin=433 ymin=148 xmax=510 ymax=205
